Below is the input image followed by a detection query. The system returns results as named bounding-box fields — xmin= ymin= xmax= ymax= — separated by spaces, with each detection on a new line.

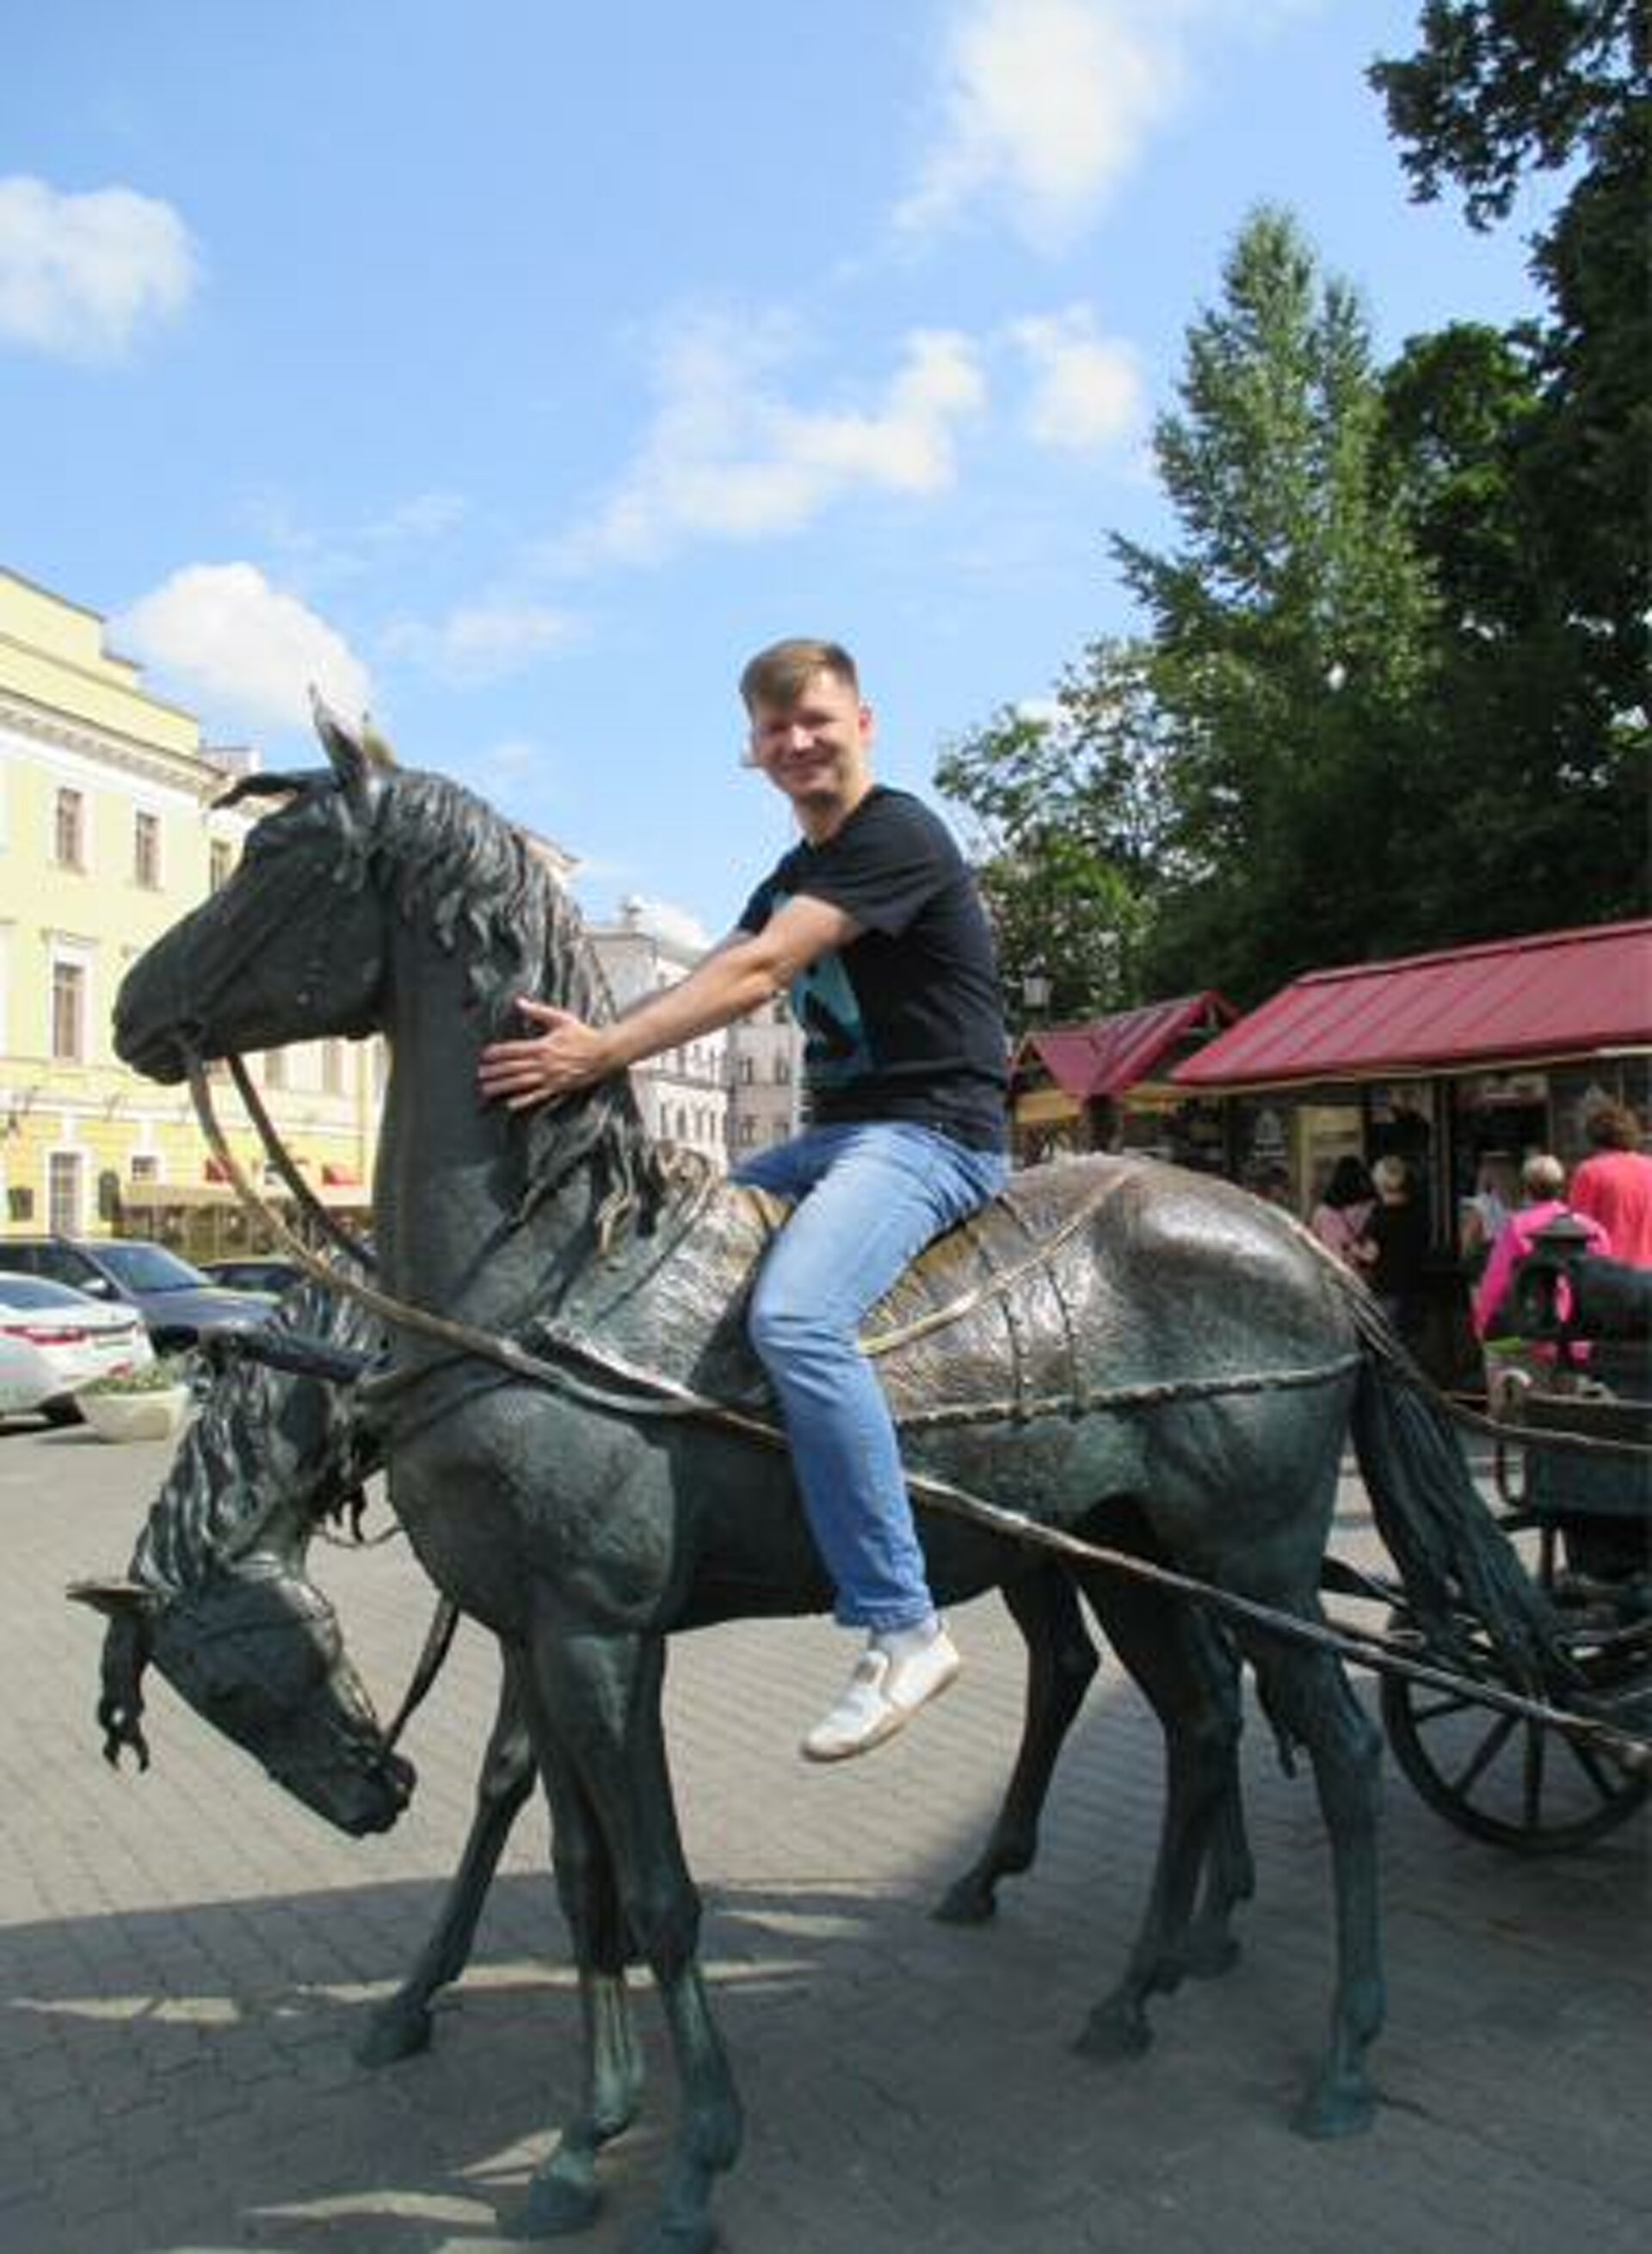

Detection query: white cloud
xmin=0 ymin=175 xmax=199 ymax=358
xmin=1011 ymin=307 xmax=1143 ymax=451
xmin=620 ymin=896 xmax=715 ymax=954
xmin=554 ymin=315 xmax=987 ymax=570
xmin=117 ymin=564 xmax=373 ymax=732
xmin=381 ymin=600 xmax=580 ymax=683
xmin=897 ymin=0 xmax=1186 ymax=249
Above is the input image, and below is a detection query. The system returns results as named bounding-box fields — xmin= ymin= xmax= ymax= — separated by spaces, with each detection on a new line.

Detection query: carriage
xmin=1371 ymin=1235 xmax=1651 ymax=1853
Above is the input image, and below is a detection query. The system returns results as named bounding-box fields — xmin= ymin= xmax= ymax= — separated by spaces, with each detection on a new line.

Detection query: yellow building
xmin=0 ymin=566 xmax=378 ymax=1256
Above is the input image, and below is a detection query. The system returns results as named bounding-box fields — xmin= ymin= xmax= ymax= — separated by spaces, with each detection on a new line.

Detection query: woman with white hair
xmin=1357 ymin=1155 xmax=1429 ymax=1338
xmin=1472 ymin=1151 xmax=1611 ymax=1341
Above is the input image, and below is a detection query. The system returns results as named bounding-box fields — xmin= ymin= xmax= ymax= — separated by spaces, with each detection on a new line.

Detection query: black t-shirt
xmin=737 ymin=785 xmax=1008 ymax=1151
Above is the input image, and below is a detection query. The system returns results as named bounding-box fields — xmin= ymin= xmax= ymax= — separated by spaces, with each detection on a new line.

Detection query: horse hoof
xmin=1292 ymin=2081 xmax=1376 ymax=2140
xmin=625 ymin=2216 xmax=717 ymax=2254
xmin=1074 ymin=2005 xmax=1152 ymax=2062
xmin=931 ymin=1877 xmax=997 ymax=1926
xmin=1183 ymin=1931 xmax=1242 ymax=1981
xmin=515 ymin=2169 xmax=603 ymax=2238
xmin=354 ymin=2003 xmax=433 ymax=2068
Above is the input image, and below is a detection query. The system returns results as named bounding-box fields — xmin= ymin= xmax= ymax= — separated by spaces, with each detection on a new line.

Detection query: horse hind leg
xmin=1182 ymin=1614 xmax=1256 ymax=1979
xmin=357 ymin=1646 xmax=539 ymax=2067
xmin=1071 ymin=1567 xmax=1247 ymax=2062
xmin=1244 ymin=1629 xmax=1385 ymax=2139
xmin=934 ymin=1563 xmax=1100 ymax=1925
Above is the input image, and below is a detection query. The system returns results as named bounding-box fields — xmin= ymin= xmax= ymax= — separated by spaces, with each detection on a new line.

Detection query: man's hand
xmin=478 ymin=999 xmax=618 ymax=1112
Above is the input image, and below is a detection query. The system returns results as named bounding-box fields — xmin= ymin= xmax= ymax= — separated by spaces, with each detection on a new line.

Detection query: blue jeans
xmin=733 ymin=1121 xmax=1008 ymax=1631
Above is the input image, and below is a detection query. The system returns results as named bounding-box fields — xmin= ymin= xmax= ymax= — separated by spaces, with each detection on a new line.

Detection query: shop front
xmin=1173 ymin=921 xmax=1652 ymax=1384
xmin=1010 ymin=993 xmax=1236 ymax=1171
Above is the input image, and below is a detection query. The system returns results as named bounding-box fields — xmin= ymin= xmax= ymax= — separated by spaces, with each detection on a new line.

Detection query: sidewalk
xmin=1 ymin=1418 xmax=1647 ymax=2253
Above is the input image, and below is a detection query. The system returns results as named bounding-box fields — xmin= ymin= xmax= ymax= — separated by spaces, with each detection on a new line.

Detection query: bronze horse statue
xmin=112 ymin=710 xmax=1554 ymax=2253
xmin=77 ymin=1266 xmax=1254 ymax=2068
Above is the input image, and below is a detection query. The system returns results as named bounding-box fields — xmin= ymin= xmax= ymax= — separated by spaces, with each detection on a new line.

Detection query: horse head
xmin=114 ymin=699 xmax=395 ymax=1084
xmin=73 ymin=1559 xmax=414 ymax=1837
xmin=69 ymin=1275 xmax=414 ymax=1838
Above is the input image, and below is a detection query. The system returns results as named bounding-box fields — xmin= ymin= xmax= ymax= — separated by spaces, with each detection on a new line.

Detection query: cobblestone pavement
xmin=1 ymin=1413 xmax=1648 ymax=2254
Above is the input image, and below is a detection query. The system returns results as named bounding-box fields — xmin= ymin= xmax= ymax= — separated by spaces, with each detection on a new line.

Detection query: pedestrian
xmin=1568 ymin=1099 xmax=1652 ymax=1267
xmin=476 ymin=637 xmax=1009 ymax=1761
xmin=1458 ymin=1153 xmax=1518 ymax=1278
xmin=1472 ymin=1152 xmax=1611 ymax=1343
xmin=1358 ymin=1155 xmax=1428 ymax=1337
xmin=1310 ymin=1155 xmax=1375 ymax=1269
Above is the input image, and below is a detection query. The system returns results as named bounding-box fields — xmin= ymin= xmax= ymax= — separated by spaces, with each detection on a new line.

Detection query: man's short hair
xmin=739 ymin=638 xmax=860 ymax=712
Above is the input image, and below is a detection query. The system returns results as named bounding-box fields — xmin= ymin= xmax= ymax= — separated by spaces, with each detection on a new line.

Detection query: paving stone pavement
xmin=1 ymin=1413 xmax=1648 ymax=2254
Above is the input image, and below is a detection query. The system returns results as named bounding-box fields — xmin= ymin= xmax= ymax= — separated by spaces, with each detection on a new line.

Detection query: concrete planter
xmin=76 ymin=1386 xmax=193 ymax=1444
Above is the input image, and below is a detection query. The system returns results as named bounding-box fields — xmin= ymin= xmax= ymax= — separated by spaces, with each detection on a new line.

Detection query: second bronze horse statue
xmin=112 ymin=709 xmax=1556 ymax=2254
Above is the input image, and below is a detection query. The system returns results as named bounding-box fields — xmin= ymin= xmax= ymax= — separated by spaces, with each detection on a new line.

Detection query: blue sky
xmin=3 ymin=2 xmax=1554 ymax=946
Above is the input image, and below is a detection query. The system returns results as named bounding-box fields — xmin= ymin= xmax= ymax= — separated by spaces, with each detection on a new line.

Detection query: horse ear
xmin=310 ymin=689 xmax=395 ymax=795
xmin=66 ymin=1578 xmax=157 ymax=1618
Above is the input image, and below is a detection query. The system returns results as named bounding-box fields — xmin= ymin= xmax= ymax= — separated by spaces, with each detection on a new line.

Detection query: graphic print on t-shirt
xmin=774 ymin=890 xmax=871 ymax=1087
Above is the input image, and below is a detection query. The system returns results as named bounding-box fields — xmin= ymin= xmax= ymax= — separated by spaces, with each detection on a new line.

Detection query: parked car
xmin=0 ymin=1273 xmax=155 ymax=1423
xmin=0 ymin=1238 xmax=276 ymax=1353
xmin=197 ymin=1256 xmax=307 ymax=1298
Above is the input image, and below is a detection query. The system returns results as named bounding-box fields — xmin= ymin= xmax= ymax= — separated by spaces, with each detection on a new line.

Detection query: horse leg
xmin=522 ymin=1609 xmax=739 ymax=2254
xmin=934 ymin=1563 xmax=1100 ymax=1924
xmin=1243 ymin=1630 xmax=1385 ymax=2138
xmin=513 ymin=1684 xmax=644 ymax=2240
xmin=1182 ymin=1612 xmax=1256 ymax=1979
xmin=1072 ymin=1568 xmax=1246 ymax=2061
xmin=357 ymin=1645 xmax=539 ymax=2066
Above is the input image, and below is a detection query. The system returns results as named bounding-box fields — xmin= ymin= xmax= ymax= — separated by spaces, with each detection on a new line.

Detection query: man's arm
xmin=477 ymin=892 xmax=856 ymax=1111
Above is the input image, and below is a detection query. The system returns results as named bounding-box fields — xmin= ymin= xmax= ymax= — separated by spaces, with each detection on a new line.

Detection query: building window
xmin=133 ymin=810 xmax=161 ymax=889
xmin=738 ymin=1117 xmax=757 ymax=1147
xmin=737 ymin=1056 xmax=755 ymax=1085
xmin=772 ymin=1119 xmax=790 ymax=1142
xmin=209 ymin=840 xmax=234 ymax=892
xmin=51 ymin=959 xmax=86 ymax=1061
xmin=129 ymin=1154 xmax=159 ymax=1183
xmin=47 ymin=1150 xmax=83 ymax=1235
xmin=53 ymin=787 xmax=85 ymax=869
xmin=774 ymin=1056 xmax=792 ymax=1085
xmin=322 ymin=1040 xmax=346 ymax=1096
xmin=263 ymin=1049 xmax=287 ymax=1092
xmin=772 ymin=996 xmax=790 ymax=1025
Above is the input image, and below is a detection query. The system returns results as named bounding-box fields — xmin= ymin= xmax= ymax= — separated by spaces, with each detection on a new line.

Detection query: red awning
xmin=1174 ymin=921 xmax=1652 ymax=1090
xmin=1019 ymin=993 xmax=1237 ymax=1100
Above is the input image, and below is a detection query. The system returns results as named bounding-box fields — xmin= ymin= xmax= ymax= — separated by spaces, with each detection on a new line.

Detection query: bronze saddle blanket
xmin=539 ymin=1152 xmax=1315 ymax=1435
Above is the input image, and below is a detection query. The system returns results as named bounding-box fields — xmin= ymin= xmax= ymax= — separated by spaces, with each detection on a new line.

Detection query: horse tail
xmin=1347 ymin=1299 xmax=1559 ymax=1689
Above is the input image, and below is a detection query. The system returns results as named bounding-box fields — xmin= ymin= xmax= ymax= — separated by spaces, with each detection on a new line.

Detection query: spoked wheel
xmin=1381 ymin=1671 xmax=1648 ymax=1853
xmin=1380 ymin=1590 xmax=1651 ymax=1854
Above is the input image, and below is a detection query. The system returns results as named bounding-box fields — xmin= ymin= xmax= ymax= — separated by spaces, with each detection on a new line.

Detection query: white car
xmin=0 ymin=1273 xmax=155 ymax=1423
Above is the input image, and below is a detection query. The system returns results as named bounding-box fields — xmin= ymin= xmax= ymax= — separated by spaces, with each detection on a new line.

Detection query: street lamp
xmin=1022 ymin=970 xmax=1051 ymax=1020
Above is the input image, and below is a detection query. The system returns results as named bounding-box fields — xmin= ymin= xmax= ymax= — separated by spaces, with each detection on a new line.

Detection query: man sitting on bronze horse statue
xmin=478 ymin=637 xmax=1010 ymax=1762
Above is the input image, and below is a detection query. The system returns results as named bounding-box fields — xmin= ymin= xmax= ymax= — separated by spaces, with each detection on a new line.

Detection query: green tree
xmin=1378 ymin=320 xmax=1644 ymax=937
xmin=1109 ymin=206 xmax=1438 ymax=1001
xmin=934 ymin=641 xmax=1170 ymax=1021
xmin=1371 ymin=3 xmax=1649 ymax=791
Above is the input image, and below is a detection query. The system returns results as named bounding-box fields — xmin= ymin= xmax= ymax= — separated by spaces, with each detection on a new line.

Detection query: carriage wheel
xmin=1379 ymin=1623 xmax=1650 ymax=1854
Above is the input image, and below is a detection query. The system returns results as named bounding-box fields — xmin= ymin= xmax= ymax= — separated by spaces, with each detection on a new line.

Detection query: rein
xmin=186 ymin=1056 xmax=1651 ymax=1768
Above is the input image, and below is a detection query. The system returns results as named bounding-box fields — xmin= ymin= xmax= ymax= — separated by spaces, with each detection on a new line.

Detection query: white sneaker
xmin=800 ymin=1629 xmax=963 ymax=1763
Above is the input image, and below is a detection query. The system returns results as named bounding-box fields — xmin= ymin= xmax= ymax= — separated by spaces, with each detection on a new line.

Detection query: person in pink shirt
xmin=1568 ymin=1099 xmax=1652 ymax=1267
xmin=1472 ymin=1152 xmax=1611 ymax=1340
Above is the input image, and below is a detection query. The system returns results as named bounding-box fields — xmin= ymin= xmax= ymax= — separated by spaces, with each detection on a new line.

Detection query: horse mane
xmin=370 ymin=766 xmax=687 ymax=1248
xmin=127 ymin=1275 xmax=380 ymax=1596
